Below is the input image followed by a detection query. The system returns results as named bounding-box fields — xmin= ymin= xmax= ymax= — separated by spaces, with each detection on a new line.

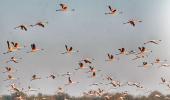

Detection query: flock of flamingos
xmin=0 ymin=1 xmax=170 ymax=100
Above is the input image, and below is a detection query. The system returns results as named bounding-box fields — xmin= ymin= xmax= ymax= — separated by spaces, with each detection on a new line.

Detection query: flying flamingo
xmin=106 ymin=53 xmax=119 ymax=61
xmin=75 ymin=62 xmax=87 ymax=70
xmin=61 ymin=45 xmax=79 ymax=55
xmin=56 ymin=4 xmax=75 ymax=12
xmin=14 ymin=24 xmax=28 ymax=31
xmin=105 ymin=5 xmax=122 ymax=15
xmin=27 ymin=43 xmax=44 ymax=53
xmin=137 ymin=62 xmax=153 ymax=68
xmin=46 ymin=74 xmax=56 ymax=79
xmin=65 ymin=76 xmax=79 ymax=86
xmin=2 ymin=66 xmax=17 ymax=73
xmin=144 ymin=40 xmax=162 ymax=45
xmin=123 ymin=19 xmax=142 ymax=27
xmin=4 ymin=75 xmax=18 ymax=81
xmin=31 ymin=74 xmax=41 ymax=81
xmin=30 ymin=21 xmax=48 ymax=28
xmin=116 ymin=48 xmax=129 ymax=55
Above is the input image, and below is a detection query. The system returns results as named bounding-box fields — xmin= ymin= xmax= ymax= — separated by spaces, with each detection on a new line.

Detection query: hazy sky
xmin=0 ymin=0 xmax=170 ymax=96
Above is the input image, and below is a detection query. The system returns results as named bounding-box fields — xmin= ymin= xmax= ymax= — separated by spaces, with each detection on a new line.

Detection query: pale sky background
xmin=0 ymin=0 xmax=170 ymax=97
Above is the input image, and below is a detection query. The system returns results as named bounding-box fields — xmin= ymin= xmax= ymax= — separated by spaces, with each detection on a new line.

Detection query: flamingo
xmin=96 ymin=88 xmax=104 ymax=96
xmin=127 ymin=81 xmax=144 ymax=89
xmin=105 ymin=5 xmax=122 ymax=15
xmin=14 ymin=24 xmax=28 ymax=31
xmin=9 ymin=84 xmax=20 ymax=92
xmin=106 ymin=53 xmax=118 ymax=61
xmin=4 ymin=75 xmax=17 ymax=81
xmin=137 ymin=47 xmax=152 ymax=55
xmin=106 ymin=76 xmax=113 ymax=81
xmin=27 ymin=43 xmax=44 ymax=53
xmin=46 ymin=74 xmax=56 ymax=79
xmin=26 ymin=86 xmax=40 ymax=92
xmin=105 ymin=76 xmax=123 ymax=87
xmin=81 ymin=58 xmax=94 ymax=64
xmin=160 ymin=77 xmax=166 ymax=84
xmin=3 ymin=66 xmax=17 ymax=73
xmin=137 ymin=62 xmax=153 ymax=68
xmin=108 ymin=80 xmax=122 ymax=87
xmin=3 ymin=41 xmax=16 ymax=54
xmin=6 ymin=56 xmax=21 ymax=63
xmin=31 ymin=74 xmax=41 ymax=81
xmin=3 ymin=41 xmax=26 ymax=54
xmin=75 ymin=62 xmax=87 ymax=70
xmin=123 ymin=19 xmax=142 ymax=27
xmin=56 ymin=4 xmax=75 ymax=12
xmin=144 ymin=40 xmax=162 ymax=45
xmin=65 ymin=76 xmax=79 ymax=86
xmin=61 ymin=45 xmax=79 ymax=55
xmin=30 ymin=21 xmax=48 ymax=28
xmin=116 ymin=48 xmax=129 ymax=55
